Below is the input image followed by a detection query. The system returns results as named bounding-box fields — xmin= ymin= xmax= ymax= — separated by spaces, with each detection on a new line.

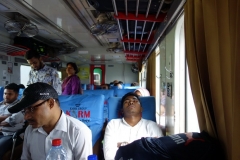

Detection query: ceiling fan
xmin=4 ymin=13 xmax=38 ymax=37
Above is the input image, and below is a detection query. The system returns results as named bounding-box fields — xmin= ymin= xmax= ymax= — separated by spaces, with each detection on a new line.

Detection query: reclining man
xmin=0 ymin=83 xmax=25 ymax=159
xmin=8 ymin=82 xmax=92 ymax=160
xmin=103 ymin=92 xmax=163 ymax=160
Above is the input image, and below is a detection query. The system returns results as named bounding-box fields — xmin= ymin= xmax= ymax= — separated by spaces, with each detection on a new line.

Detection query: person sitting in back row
xmin=8 ymin=82 xmax=92 ymax=160
xmin=62 ymin=62 xmax=83 ymax=95
xmin=134 ymin=88 xmax=150 ymax=97
xmin=103 ymin=92 xmax=163 ymax=160
xmin=0 ymin=83 xmax=25 ymax=159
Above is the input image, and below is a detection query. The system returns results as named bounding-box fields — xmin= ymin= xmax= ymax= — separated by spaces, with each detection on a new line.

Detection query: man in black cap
xmin=8 ymin=82 xmax=92 ymax=160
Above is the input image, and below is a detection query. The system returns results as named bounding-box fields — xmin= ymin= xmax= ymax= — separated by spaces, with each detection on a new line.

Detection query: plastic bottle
xmin=88 ymin=154 xmax=98 ymax=160
xmin=46 ymin=139 xmax=67 ymax=160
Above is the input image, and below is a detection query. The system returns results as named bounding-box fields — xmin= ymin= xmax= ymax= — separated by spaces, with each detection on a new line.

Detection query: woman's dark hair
xmin=24 ymin=50 xmax=41 ymax=60
xmin=67 ymin=62 xmax=79 ymax=74
xmin=5 ymin=83 xmax=25 ymax=93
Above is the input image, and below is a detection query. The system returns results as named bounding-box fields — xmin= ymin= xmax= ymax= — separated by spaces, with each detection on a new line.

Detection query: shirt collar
xmin=122 ymin=117 xmax=143 ymax=127
xmin=0 ymin=99 xmax=19 ymax=107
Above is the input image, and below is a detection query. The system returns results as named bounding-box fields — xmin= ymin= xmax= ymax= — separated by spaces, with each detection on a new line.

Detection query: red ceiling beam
xmin=124 ymin=51 xmax=147 ymax=55
xmin=121 ymin=36 xmax=154 ymax=44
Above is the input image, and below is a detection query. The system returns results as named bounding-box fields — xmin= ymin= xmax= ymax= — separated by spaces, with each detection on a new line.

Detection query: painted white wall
xmin=106 ymin=63 xmax=138 ymax=84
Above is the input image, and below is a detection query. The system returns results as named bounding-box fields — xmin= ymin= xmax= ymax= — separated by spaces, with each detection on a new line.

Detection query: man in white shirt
xmin=103 ymin=92 xmax=163 ymax=160
xmin=24 ymin=50 xmax=62 ymax=95
xmin=0 ymin=83 xmax=25 ymax=159
xmin=8 ymin=82 xmax=92 ymax=160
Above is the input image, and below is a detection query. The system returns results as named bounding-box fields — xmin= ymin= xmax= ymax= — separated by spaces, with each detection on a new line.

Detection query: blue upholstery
xmin=123 ymin=86 xmax=140 ymax=89
xmin=114 ymin=89 xmax=136 ymax=97
xmin=59 ymin=94 xmax=105 ymax=145
xmin=83 ymin=90 xmax=114 ymax=119
xmin=18 ymin=88 xmax=25 ymax=99
xmin=108 ymin=96 xmax=156 ymax=122
xmin=81 ymin=84 xmax=87 ymax=90
xmin=123 ymin=83 xmax=131 ymax=88
xmin=0 ymin=86 xmax=3 ymax=102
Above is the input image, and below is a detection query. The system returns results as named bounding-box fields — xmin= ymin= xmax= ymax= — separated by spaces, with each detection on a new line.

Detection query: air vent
xmin=108 ymin=65 xmax=114 ymax=67
xmin=15 ymin=57 xmax=27 ymax=63
xmin=0 ymin=54 xmax=8 ymax=60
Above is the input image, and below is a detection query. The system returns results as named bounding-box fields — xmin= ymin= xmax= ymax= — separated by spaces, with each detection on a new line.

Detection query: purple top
xmin=62 ymin=75 xmax=81 ymax=95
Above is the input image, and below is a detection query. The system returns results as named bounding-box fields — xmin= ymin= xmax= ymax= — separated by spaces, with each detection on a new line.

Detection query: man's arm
xmin=52 ymin=70 xmax=62 ymax=95
xmin=27 ymin=70 xmax=32 ymax=85
xmin=71 ymin=76 xmax=81 ymax=94
xmin=103 ymin=121 xmax=119 ymax=160
xmin=149 ymin=122 xmax=164 ymax=137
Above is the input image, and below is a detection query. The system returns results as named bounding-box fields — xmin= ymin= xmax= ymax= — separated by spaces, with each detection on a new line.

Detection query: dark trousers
xmin=0 ymin=133 xmax=13 ymax=160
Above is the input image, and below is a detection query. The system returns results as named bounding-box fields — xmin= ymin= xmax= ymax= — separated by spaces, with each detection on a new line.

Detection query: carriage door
xmin=90 ymin=65 xmax=105 ymax=85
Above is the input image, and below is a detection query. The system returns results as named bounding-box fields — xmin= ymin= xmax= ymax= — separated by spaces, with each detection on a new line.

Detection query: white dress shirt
xmin=103 ymin=118 xmax=163 ymax=160
xmin=21 ymin=111 xmax=93 ymax=160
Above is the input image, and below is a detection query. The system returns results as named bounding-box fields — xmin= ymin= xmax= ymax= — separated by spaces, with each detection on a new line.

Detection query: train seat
xmin=17 ymin=88 xmax=25 ymax=100
xmin=0 ymin=86 xmax=3 ymax=101
xmin=82 ymin=90 xmax=114 ymax=119
xmin=107 ymin=96 xmax=156 ymax=122
xmin=114 ymin=89 xmax=136 ymax=97
xmin=58 ymin=94 xmax=105 ymax=146
xmin=123 ymin=86 xmax=140 ymax=89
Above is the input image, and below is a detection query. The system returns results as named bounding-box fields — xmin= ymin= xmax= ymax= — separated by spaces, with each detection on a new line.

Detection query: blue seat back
xmin=59 ymin=94 xmax=105 ymax=145
xmin=108 ymin=96 xmax=156 ymax=122
xmin=81 ymin=84 xmax=87 ymax=90
xmin=114 ymin=89 xmax=136 ymax=97
xmin=18 ymin=88 xmax=25 ymax=99
xmin=83 ymin=90 xmax=114 ymax=119
xmin=0 ymin=86 xmax=3 ymax=102
xmin=123 ymin=83 xmax=131 ymax=88
xmin=123 ymin=86 xmax=140 ymax=89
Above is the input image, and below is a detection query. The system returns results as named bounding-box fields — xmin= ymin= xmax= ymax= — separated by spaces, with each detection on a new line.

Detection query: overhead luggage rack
xmin=111 ymin=0 xmax=168 ymax=61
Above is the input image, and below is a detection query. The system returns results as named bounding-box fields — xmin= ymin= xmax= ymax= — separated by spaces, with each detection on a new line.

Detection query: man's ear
xmin=48 ymin=98 xmax=55 ymax=109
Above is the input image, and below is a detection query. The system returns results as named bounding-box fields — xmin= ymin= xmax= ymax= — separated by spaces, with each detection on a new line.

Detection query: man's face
xmin=4 ymin=89 xmax=18 ymax=104
xmin=122 ymin=95 xmax=142 ymax=116
xmin=23 ymin=99 xmax=51 ymax=128
xmin=27 ymin=57 xmax=42 ymax=70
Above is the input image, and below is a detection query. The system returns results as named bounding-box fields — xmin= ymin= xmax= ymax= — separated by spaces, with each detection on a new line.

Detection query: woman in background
xmin=134 ymin=88 xmax=150 ymax=97
xmin=62 ymin=62 xmax=82 ymax=95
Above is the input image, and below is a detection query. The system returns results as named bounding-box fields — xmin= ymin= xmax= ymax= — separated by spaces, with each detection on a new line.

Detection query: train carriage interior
xmin=0 ymin=0 xmax=239 ymax=160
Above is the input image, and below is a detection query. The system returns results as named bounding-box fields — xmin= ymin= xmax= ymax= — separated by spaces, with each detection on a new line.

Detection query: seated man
xmin=103 ymin=92 xmax=163 ymax=160
xmin=8 ymin=82 xmax=93 ymax=160
xmin=0 ymin=83 xmax=25 ymax=159
xmin=115 ymin=131 xmax=224 ymax=160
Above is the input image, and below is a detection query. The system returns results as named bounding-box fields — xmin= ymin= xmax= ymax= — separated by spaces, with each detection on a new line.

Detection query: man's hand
xmin=117 ymin=142 xmax=129 ymax=148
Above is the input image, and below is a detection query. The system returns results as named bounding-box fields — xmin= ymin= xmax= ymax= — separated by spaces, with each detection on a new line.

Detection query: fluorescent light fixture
xmin=78 ymin=51 xmax=88 ymax=54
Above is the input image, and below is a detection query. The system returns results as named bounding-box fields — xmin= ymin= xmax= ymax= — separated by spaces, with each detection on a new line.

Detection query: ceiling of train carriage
xmin=0 ymin=0 xmax=185 ymax=65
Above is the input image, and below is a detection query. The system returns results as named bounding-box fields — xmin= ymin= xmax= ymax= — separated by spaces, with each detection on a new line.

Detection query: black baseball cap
xmin=8 ymin=82 xmax=58 ymax=113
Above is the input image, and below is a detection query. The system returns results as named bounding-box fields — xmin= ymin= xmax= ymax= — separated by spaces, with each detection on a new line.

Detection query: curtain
xmin=146 ymin=52 xmax=156 ymax=97
xmin=184 ymin=0 xmax=240 ymax=159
